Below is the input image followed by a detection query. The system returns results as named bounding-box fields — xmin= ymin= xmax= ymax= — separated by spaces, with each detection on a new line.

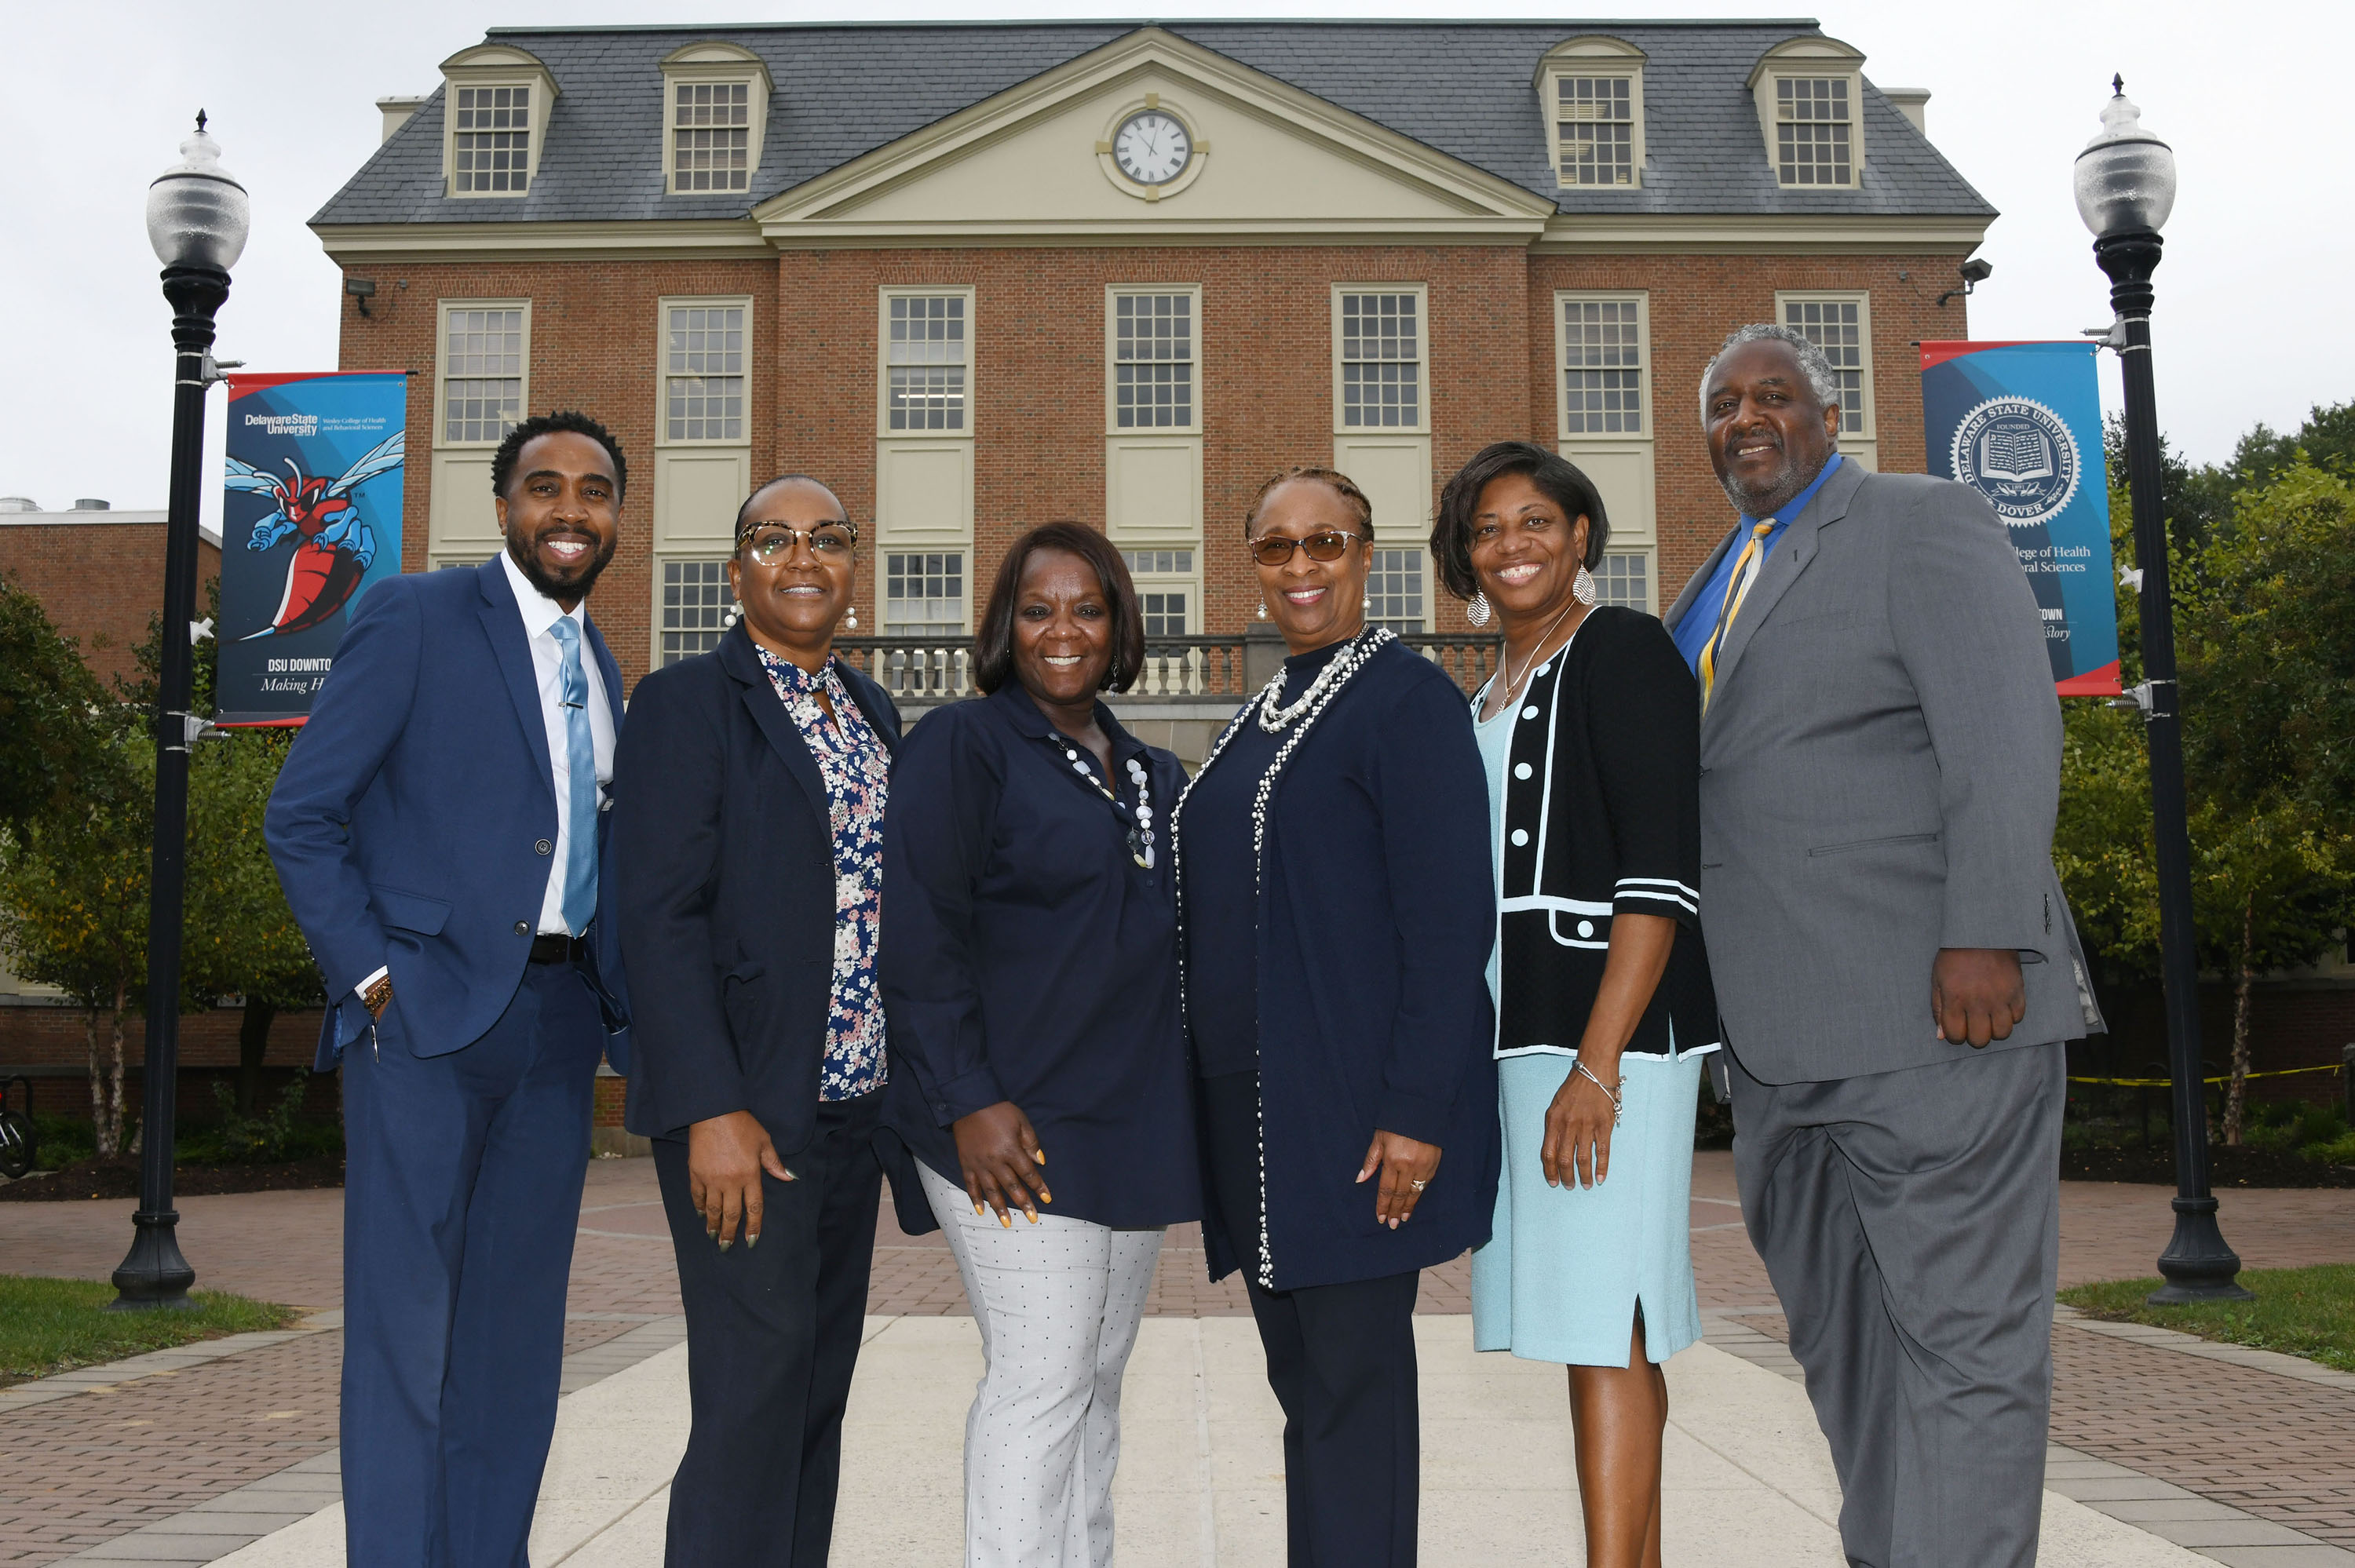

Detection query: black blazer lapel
xmin=476 ymin=560 xmax=556 ymax=806
xmin=717 ymin=624 xmax=829 ymax=815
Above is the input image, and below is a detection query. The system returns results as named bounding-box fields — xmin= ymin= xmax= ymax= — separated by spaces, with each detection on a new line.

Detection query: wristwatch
xmin=362 ymin=975 xmax=393 ymax=1019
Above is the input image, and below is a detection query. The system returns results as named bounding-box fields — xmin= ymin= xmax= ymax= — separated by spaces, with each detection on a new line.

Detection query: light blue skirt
xmin=1470 ymin=1052 xmax=1704 ymax=1367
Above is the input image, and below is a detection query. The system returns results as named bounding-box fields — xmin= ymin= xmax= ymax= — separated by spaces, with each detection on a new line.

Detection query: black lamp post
xmin=2074 ymin=81 xmax=2250 ymax=1306
xmin=109 ymin=114 xmax=249 ymax=1311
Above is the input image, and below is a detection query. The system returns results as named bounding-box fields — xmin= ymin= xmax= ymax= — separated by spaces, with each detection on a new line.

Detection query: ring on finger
xmin=1408 ymin=1177 xmax=1428 ymax=1191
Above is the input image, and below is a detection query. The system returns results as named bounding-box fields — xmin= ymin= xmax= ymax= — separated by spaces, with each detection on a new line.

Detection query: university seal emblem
xmin=1949 ymin=396 xmax=2079 ymax=528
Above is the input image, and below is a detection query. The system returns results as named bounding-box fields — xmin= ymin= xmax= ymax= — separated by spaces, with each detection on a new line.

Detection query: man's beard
xmin=1716 ymin=442 xmax=1824 ymax=520
xmin=508 ymin=526 xmax=616 ymax=603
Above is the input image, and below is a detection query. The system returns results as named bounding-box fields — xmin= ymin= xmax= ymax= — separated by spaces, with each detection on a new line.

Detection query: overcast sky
xmin=2 ymin=0 xmax=2345 ymax=516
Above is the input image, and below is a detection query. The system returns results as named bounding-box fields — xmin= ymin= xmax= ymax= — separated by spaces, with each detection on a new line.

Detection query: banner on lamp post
xmin=1921 ymin=341 xmax=2120 ymax=696
xmin=214 ymin=371 xmax=407 ymax=726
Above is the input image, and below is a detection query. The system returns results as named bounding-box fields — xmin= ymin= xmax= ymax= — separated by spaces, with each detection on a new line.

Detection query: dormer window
xmin=454 ymin=86 xmax=531 ymax=193
xmin=1775 ymin=78 xmax=1853 ymax=186
xmin=660 ymin=42 xmax=771 ymax=197
xmin=1748 ymin=35 xmax=1868 ymax=190
xmin=438 ymin=45 xmax=557 ymax=199
xmin=1536 ymin=38 xmax=1645 ymax=190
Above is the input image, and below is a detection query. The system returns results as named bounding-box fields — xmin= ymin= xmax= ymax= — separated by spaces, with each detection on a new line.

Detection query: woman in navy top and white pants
xmin=882 ymin=523 xmax=1197 ymax=1568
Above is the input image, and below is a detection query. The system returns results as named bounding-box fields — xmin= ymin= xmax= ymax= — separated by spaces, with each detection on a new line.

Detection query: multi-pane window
xmin=673 ymin=82 xmax=750 ymax=192
xmin=1774 ymin=78 xmax=1853 ymax=186
xmin=1113 ymin=294 xmax=1195 ymax=429
xmin=887 ymin=296 xmax=968 ymax=432
xmin=1595 ymin=552 xmax=1651 ymax=613
xmin=443 ymin=308 xmax=524 ymax=443
xmin=1783 ymin=298 xmax=1869 ymax=433
xmin=1366 ymin=547 xmax=1426 ymax=632
xmin=885 ymin=552 xmax=965 ymax=635
xmin=1338 ymin=293 xmax=1422 ymax=428
xmin=1561 ymin=298 xmax=1645 ymax=436
xmin=665 ymin=305 xmax=745 ymax=440
xmin=453 ymin=86 xmax=531 ymax=194
xmin=1557 ymin=76 xmax=1635 ymax=187
xmin=660 ymin=560 xmax=736 ymax=665
xmin=1121 ymin=549 xmax=1193 ymax=637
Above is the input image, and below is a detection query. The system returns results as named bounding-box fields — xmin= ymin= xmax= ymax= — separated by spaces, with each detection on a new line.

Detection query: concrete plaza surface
xmin=203 ymin=1316 xmax=2211 ymax=1568
xmin=5 ymin=1153 xmax=2353 ymax=1566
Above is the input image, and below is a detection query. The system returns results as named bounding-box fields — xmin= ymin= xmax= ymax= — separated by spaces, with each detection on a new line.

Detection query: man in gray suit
xmin=1664 ymin=324 xmax=2101 ymax=1568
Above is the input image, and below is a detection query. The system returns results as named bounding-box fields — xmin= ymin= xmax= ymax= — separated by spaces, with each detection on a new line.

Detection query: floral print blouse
xmin=756 ymin=646 xmax=890 ymax=1099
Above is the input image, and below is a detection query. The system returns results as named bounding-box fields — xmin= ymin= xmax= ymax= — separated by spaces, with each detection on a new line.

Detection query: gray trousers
xmin=1729 ymin=1041 xmax=2064 ymax=1568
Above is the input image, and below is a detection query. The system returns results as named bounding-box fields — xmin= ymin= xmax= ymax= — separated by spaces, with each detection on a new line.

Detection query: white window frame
xmin=1331 ymin=284 xmax=1430 ymax=436
xmin=877 ymin=286 xmax=977 ymax=439
xmin=434 ymin=299 xmax=531 ymax=450
xmin=1536 ymin=37 xmax=1647 ymax=190
xmin=439 ymin=46 xmax=557 ymax=200
xmin=1556 ymin=290 xmax=1657 ymax=613
xmin=1364 ymin=545 xmax=1431 ymax=634
xmin=655 ymin=558 xmax=738 ymax=667
xmin=882 ymin=549 xmax=969 ymax=638
xmin=659 ymin=42 xmax=771 ymax=197
xmin=1746 ymin=38 xmax=1867 ymax=191
xmin=1776 ymin=290 xmax=1877 ymax=447
xmin=1121 ymin=548 xmax=1198 ymax=638
xmin=1104 ymin=285 xmax=1203 ymax=437
xmin=655 ymin=296 xmax=753 ymax=447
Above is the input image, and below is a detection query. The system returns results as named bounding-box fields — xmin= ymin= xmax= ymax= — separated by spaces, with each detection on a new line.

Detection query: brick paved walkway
xmin=3 ymin=1153 xmax=2350 ymax=1566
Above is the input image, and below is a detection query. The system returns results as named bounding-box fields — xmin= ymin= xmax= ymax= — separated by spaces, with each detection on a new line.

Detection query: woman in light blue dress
xmin=1433 ymin=441 xmax=1719 ymax=1568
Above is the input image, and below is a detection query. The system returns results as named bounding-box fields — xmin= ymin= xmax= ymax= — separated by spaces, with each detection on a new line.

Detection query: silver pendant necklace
xmin=1050 ymin=738 xmax=1155 ymax=868
xmin=1488 ymin=598 xmax=1582 ymax=717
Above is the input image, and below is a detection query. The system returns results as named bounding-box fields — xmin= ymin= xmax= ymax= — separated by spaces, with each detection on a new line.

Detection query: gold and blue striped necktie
xmin=1698 ymin=520 xmax=1776 ymax=714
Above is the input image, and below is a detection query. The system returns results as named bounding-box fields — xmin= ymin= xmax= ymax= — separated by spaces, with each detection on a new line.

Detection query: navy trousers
xmin=340 ymin=959 xmax=604 ymax=1568
xmin=1203 ymin=1071 xmax=1422 ymax=1568
xmin=653 ymin=1092 xmax=884 ymax=1567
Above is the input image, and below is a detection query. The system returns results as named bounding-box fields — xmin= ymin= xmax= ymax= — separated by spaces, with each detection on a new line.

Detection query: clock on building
xmin=1112 ymin=109 xmax=1192 ymax=186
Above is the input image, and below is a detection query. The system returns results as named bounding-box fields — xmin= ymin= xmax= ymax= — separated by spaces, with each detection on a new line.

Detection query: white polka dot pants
xmin=921 ymin=1164 xmax=1164 ymax=1568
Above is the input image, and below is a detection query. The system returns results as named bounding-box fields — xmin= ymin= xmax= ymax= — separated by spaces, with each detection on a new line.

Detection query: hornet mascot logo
xmin=227 ymin=432 xmax=404 ymax=640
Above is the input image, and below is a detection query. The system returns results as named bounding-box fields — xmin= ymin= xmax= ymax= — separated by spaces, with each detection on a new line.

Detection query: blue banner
xmin=1920 ymin=341 xmax=2119 ymax=695
xmin=215 ymin=371 xmax=407 ymax=725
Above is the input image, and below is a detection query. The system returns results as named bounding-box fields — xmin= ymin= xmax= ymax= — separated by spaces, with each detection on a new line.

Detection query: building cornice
xmin=1532 ymin=211 xmax=1990 ymax=254
xmin=314 ymin=219 xmax=772 ymax=264
xmin=761 ymin=217 xmax=1551 ymax=250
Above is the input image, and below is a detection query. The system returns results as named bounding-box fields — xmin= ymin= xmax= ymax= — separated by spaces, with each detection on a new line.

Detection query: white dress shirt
xmin=352 ymin=553 xmax=615 ymax=998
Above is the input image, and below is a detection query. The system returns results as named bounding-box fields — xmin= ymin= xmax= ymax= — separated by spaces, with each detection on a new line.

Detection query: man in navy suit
xmin=267 ymin=410 xmax=632 ymax=1567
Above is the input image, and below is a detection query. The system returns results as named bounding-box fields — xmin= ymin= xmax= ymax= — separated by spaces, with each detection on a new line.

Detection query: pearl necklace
xmin=1258 ymin=632 xmax=1379 ymax=732
xmin=1050 ymin=738 xmax=1155 ymax=868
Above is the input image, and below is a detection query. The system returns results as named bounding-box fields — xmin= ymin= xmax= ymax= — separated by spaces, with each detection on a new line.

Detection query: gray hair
xmin=1697 ymin=324 xmax=1842 ymax=423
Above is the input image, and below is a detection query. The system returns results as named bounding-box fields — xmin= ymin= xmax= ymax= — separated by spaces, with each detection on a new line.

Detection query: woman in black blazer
xmin=1170 ymin=468 xmax=1497 ymax=1568
xmin=612 ymin=475 xmax=915 ymax=1568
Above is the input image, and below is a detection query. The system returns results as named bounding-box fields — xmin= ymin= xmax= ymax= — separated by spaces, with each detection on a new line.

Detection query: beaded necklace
xmin=1170 ymin=625 xmax=1394 ymax=1287
xmin=1043 ymin=735 xmax=1155 ymax=869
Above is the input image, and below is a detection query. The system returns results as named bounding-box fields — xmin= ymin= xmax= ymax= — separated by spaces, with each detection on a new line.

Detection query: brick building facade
xmin=316 ymin=20 xmax=1998 ymax=693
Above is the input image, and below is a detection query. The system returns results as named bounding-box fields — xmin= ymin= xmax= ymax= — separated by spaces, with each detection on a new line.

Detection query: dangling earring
xmin=845 ymin=607 xmax=860 ymax=630
xmin=724 ymin=605 xmax=741 ymax=629
xmin=1572 ymin=565 xmax=1598 ymax=607
xmin=1363 ymin=594 xmax=1372 ymax=613
xmin=1466 ymin=590 xmax=1492 ymax=628
xmin=1256 ymin=600 xmax=1269 ymax=620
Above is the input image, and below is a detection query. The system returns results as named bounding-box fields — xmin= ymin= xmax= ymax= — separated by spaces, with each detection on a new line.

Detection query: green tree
xmin=0 ymin=578 xmax=114 ymax=839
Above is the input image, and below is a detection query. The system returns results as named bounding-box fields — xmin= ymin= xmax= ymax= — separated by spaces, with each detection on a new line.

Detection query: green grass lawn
xmin=2060 ymin=1264 xmax=2355 ymax=1374
xmin=0 ymin=1274 xmax=298 ymax=1387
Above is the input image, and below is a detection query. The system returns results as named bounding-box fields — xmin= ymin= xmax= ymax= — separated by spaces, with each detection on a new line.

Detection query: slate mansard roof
xmin=313 ymin=18 xmax=1995 ymax=230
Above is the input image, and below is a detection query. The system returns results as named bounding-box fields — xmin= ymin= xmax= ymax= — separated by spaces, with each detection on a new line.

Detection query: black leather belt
xmin=528 ymin=932 xmax=588 ymax=965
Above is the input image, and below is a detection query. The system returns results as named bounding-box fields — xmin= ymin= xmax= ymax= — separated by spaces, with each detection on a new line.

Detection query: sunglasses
xmin=1247 ymin=529 xmax=1367 ymax=567
xmin=739 ymin=523 xmax=858 ymax=563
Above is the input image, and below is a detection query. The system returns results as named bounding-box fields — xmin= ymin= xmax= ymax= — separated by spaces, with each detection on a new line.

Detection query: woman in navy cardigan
xmin=1172 ymin=468 xmax=1496 ymax=1567
xmin=613 ymin=476 xmax=918 ymax=1568
xmin=882 ymin=523 xmax=1197 ymax=1568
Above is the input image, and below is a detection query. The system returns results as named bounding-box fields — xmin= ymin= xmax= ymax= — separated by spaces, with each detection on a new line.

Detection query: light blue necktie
xmin=548 ymin=618 xmax=598 ymax=938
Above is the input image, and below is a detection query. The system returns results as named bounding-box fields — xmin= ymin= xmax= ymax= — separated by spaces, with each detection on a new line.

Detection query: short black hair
xmin=1243 ymin=465 xmax=1373 ymax=538
xmin=974 ymin=523 xmax=1147 ymax=697
xmin=491 ymin=411 xmax=627 ymax=501
xmin=1429 ymin=441 xmax=1609 ymax=603
xmin=733 ymin=473 xmax=852 ymax=543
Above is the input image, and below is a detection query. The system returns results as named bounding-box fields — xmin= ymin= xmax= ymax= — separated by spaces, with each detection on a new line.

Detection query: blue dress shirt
xmin=1671 ymin=454 xmax=1843 ymax=674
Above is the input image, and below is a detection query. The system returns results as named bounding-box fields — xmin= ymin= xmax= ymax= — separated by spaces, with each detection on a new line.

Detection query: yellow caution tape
xmin=2067 ymin=1063 xmax=2346 ymax=1088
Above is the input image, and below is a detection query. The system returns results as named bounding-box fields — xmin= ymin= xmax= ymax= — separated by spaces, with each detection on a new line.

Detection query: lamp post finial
xmin=195 ymin=108 xmax=206 ymax=133
xmin=2112 ymin=73 xmax=2123 ymax=96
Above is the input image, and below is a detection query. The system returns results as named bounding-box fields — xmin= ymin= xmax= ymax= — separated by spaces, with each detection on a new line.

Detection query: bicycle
xmin=0 ymin=1075 xmax=36 ymax=1180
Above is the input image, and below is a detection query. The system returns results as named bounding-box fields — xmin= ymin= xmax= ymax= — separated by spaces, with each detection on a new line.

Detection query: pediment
xmin=755 ymin=27 xmax=1554 ymax=246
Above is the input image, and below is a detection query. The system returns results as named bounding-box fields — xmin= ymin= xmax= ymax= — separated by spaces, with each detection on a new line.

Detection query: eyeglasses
xmin=1247 ymin=529 xmax=1367 ymax=567
xmin=739 ymin=523 xmax=857 ymax=563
